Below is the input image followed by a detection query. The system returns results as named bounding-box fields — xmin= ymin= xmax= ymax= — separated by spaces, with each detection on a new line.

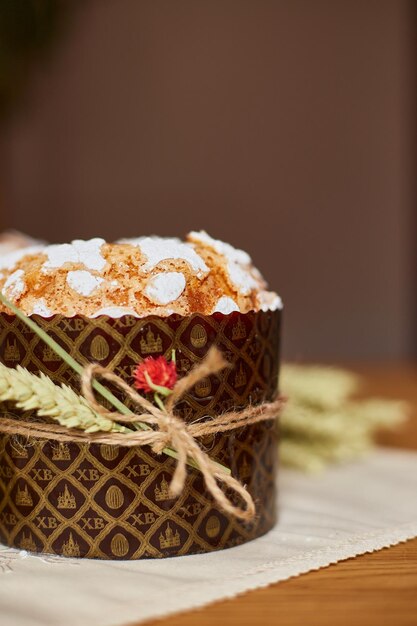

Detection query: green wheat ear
xmin=0 ymin=363 xmax=130 ymax=434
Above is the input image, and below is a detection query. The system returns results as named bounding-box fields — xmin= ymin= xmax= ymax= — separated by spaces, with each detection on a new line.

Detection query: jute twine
xmin=0 ymin=347 xmax=284 ymax=521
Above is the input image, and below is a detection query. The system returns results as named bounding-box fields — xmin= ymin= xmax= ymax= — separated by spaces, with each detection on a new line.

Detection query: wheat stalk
xmin=279 ymin=363 xmax=408 ymax=472
xmin=0 ymin=363 xmax=130 ymax=434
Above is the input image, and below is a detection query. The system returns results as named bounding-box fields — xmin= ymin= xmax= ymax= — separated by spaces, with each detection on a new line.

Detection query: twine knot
xmin=81 ymin=347 xmax=284 ymax=521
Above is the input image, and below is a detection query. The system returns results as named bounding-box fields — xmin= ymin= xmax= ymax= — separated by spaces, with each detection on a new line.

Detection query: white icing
xmin=66 ymin=270 xmax=104 ymax=296
xmin=30 ymin=298 xmax=52 ymax=317
xmin=0 ymin=245 xmax=45 ymax=271
xmin=120 ymin=236 xmax=209 ymax=277
xmin=188 ymin=231 xmax=260 ymax=295
xmin=226 ymin=262 xmax=259 ymax=295
xmin=3 ymin=269 xmax=26 ymax=299
xmin=257 ymin=291 xmax=283 ymax=311
xmin=251 ymin=265 xmax=267 ymax=288
xmin=43 ymin=238 xmax=106 ymax=272
xmin=144 ymin=272 xmax=186 ymax=305
xmin=188 ymin=231 xmax=252 ymax=265
xmin=213 ymin=296 xmax=240 ymax=314
xmin=91 ymin=306 xmax=139 ymax=318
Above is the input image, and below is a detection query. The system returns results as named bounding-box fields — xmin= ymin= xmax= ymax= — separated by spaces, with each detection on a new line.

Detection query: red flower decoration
xmin=133 ymin=356 xmax=178 ymax=394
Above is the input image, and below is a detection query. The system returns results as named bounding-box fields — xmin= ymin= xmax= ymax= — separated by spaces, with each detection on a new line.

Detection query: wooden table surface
xmin=140 ymin=364 xmax=417 ymax=626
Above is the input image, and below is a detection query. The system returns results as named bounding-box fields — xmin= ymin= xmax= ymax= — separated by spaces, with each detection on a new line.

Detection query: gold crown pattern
xmin=234 ymin=363 xmax=247 ymax=388
xmin=159 ymin=523 xmax=181 ymax=549
xmin=10 ymin=444 xmax=28 ymax=459
xmin=16 ymin=484 xmax=33 ymax=507
xmin=57 ymin=484 xmax=76 ymax=509
xmin=62 ymin=533 xmax=81 ymax=557
xmin=4 ymin=338 xmax=20 ymax=362
xmin=52 ymin=442 xmax=71 ymax=461
xmin=154 ymin=474 xmax=173 ymax=502
xmin=0 ymin=309 xmax=280 ymax=559
xmin=19 ymin=531 xmax=36 ymax=552
xmin=43 ymin=345 xmax=61 ymax=362
xmin=140 ymin=328 xmax=162 ymax=354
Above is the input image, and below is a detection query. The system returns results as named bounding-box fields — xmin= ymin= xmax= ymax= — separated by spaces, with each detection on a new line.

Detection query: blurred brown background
xmin=0 ymin=0 xmax=415 ymax=361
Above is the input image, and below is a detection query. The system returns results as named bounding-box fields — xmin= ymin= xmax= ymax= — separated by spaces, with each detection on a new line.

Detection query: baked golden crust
xmin=0 ymin=232 xmax=281 ymax=317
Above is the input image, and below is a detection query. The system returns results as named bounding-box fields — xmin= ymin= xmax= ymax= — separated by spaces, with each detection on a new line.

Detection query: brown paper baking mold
xmin=0 ymin=309 xmax=280 ymax=559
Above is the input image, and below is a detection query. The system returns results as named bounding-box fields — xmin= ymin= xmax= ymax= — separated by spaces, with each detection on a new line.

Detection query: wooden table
xmin=140 ymin=364 xmax=417 ymax=626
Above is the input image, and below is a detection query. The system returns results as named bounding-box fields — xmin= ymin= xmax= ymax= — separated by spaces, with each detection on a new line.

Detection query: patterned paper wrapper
xmin=0 ymin=309 xmax=281 ymax=559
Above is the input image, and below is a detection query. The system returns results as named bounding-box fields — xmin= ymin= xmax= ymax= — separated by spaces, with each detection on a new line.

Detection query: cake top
xmin=0 ymin=231 xmax=282 ymax=318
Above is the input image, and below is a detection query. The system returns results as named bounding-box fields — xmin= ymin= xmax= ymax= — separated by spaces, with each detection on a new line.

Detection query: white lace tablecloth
xmin=1 ymin=448 xmax=416 ymax=626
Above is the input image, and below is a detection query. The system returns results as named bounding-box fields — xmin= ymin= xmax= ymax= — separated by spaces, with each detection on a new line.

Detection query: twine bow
xmin=81 ymin=347 xmax=284 ymax=521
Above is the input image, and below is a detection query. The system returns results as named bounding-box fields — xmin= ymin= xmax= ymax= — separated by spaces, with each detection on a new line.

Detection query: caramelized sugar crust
xmin=0 ymin=233 xmax=281 ymax=318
